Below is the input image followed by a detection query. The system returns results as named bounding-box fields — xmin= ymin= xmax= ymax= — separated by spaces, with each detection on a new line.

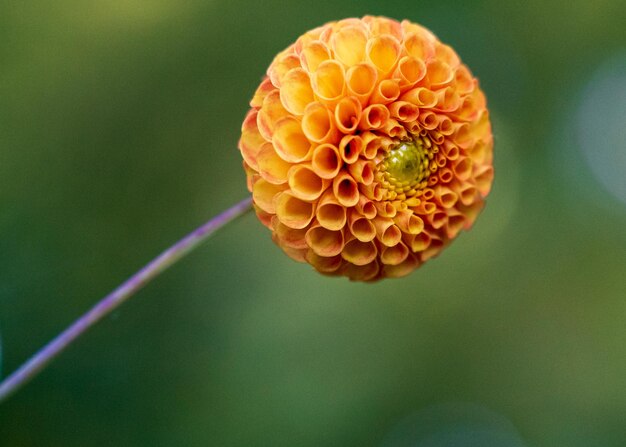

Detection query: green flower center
xmin=377 ymin=138 xmax=433 ymax=197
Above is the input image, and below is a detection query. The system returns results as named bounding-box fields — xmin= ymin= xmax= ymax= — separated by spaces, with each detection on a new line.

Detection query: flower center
xmin=376 ymin=137 xmax=433 ymax=196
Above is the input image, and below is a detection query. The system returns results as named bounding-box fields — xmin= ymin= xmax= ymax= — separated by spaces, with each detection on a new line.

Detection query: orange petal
xmin=394 ymin=56 xmax=427 ymax=91
xmin=302 ymin=102 xmax=338 ymax=144
xmin=279 ymin=68 xmax=314 ymax=116
xmin=380 ymin=242 xmax=409 ymax=266
xmin=338 ymin=134 xmax=363 ymax=164
xmin=273 ymin=117 xmax=312 ymax=163
xmin=257 ymin=142 xmax=291 ymax=184
xmin=312 ymin=60 xmax=345 ymax=106
xmin=300 ymin=40 xmax=331 ymax=72
xmin=331 ymin=25 xmax=368 ymax=67
xmin=364 ymin=16 xmax=403 ymax=40
xmin=381 ymin=118 xmax=407 ymax=139
xmin=453 ymin=157 xmax=473 ymax=182
xmin=250 ymin=77 xmax=274 ymax=108
xmin=275 ymin=192 xmax=315 ymax=229
xmin=348 ymin=159 xmax=374 ymax=185
xmin=348 ymin=209 xmax=377 ymax=242
xmin=434 ymin=186 xmax=458 ymax=209
xmin=340 ymin=259 xmax=380 ymax=281
xmin=403 ymin=31 xmax=435 ymax=61
xmin=341 ymin=238 xmax=377 ymax=266
xmin=316 ymin=190 xmax=347 ymax=231
xmin=271 ymin=217 xmax=309 ymax=249
xmin=393 ymin=210 xmax=424 ymax=234
xmin=239 ymin=110 xmax=266 ymax=171
xmin=389 ymin=101 xmax=419 ymax=122
xmin=305 ymin=251 xmax=343 ymax=273
xmin=435 ymin=43 xmax=461 ymax=68
xmin=418 ymin=111 xmax=439 ymax=130
xmin=426 ymin=60 xmax=454 ymax=88
xmin=345 ymin=63 xmax=377 ymax=105
xmin=366 ymin=35 xmax=401 ymax=75
xmin=305 ymin=225 xmax=344 ymax=257
xmin=434 ymin=86 xmax=461 ymax=112
xmin=257 ymin=90 xmax=290 ymax=141
xmin=252 ymin=178 xmax=285 ymax=214
xmin=269 ymin=53 xmax=301 ymax=88
xmin=334 ymin=96 xmax=362 ymax=133
xmin=359 ymin=104 xmax=390 ymax=130
xmin=332 ymin=171 xmax=360 ymax=207
xmin=400 ymin=87 xmax=437 ymax=108
xmin=458 ymin=184 xmax=478 ymax=206
xmin=382 ymin=254 xmax=419 ymax=278
xmin=288 ymin=164 xmax=328 ymax=201
xmin=311 ymin=143 xmax=342 ymax=179
xmin=373 ymin=217 xmax=402 ymax=247
xmin=370 ymin=79 xmax=400 ymax=105
xmin=355 ymin=195 xmax=377 ymax=219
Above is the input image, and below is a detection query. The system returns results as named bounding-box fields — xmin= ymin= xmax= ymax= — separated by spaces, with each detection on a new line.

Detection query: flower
xmin=239 ymin=16 xmax=494 ymax=281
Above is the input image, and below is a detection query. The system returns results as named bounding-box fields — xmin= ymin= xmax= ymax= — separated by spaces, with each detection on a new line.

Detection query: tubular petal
xmin=393 ymin=210 xmax=424 ymax=234
xmin=257 ymin=143 xmax=291 ymax=184
xmin=311 ymin=144 xmax=342 ymax=179
xmin=306 ymin=251 xmax=343 ymax=273
xmin=374 ymin=217 xmax=402 ymax=247
xmin=338 ymin=134 xmax=363 ymax=164
xmin=253 ymin=179 xmax=286 ymax=214
xmin=288 ymin=165 xmax=328 ymax=201
xmin=400 ymin=87 xmax=437 ymax=108
xmin=341 ymin=260 xmax=380 ymax=281
xmin=331 ymin=25 xmax=368 ymax=67
xmin=312 ymin=60 xmax=345 ymax=105
xmin=348 ymin=159 xmax=374 ymax=185
xmin=300 ymin=40 xmax=331 ymax=72
xmin=334 ymin=96 xmax=362 ymax=133
xmin=426 ymin=60 xmax=454 ymax=88
xmin=250 ymin=78 xmax=274 ymax=108
xmin=332 ymin=171 xmax=360 ymax=207
xmin=257 ymin=90 xmax=290 ymax=141
xmin=383 ymin=254 xmax=419 ymax=278
xmin=306 ymin=225 xmax=344 ymax=257
xmin=316 ymin=190 xmax=348 ymax=231
xmin=345 ymin=63 xmax=378 ymax=105
xmin=355 ymin=195 xmax=377 ymax=219
xmin=240 ymin=110 xmax=266 ymax=171
xmin=275 ymin=192 xmax=315 ymax=229
xmin=359 ymin=104 xmax=390 ymax=130
xmin=273 ymin=117 xmax=312 ymax=163
xmin=370 ymin=79 xmax=401 ymax=105
xmin=272 ymin=218 xmax=309 ymax=249
xmin=279 ymin=68 xmax=315 ymax=115
xmin=403 ymin=32 xmax=435 ymax=61
xmin=381 ymin=242 xmax=409 ymax=266
xmin=394 ymin=56 xmax=427 ymax=91
xmin=434 ymin=186 xmax=459 ymax=209
xmin=269 ymin=53 xmax=301 ymax=87
xmin=302 ymin=102 xmax=338 ymax=144
xmin=389 ymin=101 xmax=420 ymax=122
xmin=367 ymin=35 xmax=401 ymax=75
xmin=341 ymin=238 xmax=378 ymax=265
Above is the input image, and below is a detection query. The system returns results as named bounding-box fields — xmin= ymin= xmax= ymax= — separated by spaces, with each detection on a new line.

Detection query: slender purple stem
xmin=0 ymin=197 xmax=253 ymax=403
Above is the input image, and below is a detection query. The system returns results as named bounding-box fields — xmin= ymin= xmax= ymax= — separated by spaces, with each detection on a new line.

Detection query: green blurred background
xmin=1 ymin=1 xmax=625 ymax=446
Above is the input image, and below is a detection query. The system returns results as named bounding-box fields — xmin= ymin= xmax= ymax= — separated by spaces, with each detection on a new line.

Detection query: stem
xmin=0 ymin=196 xmax=253 ymax=403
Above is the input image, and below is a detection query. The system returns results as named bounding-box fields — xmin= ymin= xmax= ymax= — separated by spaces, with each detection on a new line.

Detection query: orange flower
xmin=239 ymin=16 xmax=494 ymax=281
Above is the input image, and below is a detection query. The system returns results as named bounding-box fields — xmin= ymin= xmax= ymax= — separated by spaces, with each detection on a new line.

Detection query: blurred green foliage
xmin=1 ymin=1 xmax=625 ymax=446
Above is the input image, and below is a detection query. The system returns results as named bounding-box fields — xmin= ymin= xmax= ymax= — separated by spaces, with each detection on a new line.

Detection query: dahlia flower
xmin=239 ymin=16 xmax=494 ymax=281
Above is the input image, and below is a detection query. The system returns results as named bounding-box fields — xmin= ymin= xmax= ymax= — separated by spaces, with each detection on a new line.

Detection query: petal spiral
xmin=239 ymin=16 xmax=494 ymax=281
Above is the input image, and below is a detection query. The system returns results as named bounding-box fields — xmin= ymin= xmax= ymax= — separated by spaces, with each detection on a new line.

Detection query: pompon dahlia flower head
xmin=239 ymin=16 xmax=494 ymax=281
